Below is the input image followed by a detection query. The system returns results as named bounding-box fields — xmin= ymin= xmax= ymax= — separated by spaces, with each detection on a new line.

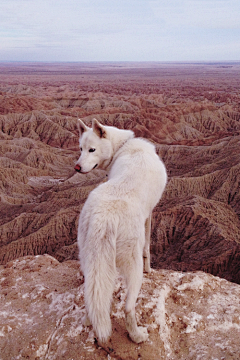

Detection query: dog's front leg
xmin=143 ymin=214 xmax=151 ymax=273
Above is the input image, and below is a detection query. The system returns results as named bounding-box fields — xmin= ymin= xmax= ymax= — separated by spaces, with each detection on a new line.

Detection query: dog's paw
xmin=82 ymin=313 xmax=91 ymax=326
xmin=129 ymin=326 xmax=149 ymax=344
xmin=96 ymin=337 xmax=114 ymax=354
xmin=143 ymin=266 xmax=152 ymax=274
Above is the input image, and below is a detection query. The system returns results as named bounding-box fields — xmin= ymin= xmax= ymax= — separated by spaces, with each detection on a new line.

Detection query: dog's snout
xmin=74 ymin=164 xmax=81 ymax=172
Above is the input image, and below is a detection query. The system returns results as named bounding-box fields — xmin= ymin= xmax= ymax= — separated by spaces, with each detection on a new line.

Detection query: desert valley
xmin=0 ymin=62 xmax=240 ymax=359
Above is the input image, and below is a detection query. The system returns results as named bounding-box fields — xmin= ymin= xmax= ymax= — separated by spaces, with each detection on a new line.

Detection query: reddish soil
xmin=0 ymin=62 xmax=240 ymax=283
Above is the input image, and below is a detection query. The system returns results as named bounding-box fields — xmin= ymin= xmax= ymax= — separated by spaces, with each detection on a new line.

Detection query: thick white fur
xmin=76 ymin=119 xmax=167 ymax=343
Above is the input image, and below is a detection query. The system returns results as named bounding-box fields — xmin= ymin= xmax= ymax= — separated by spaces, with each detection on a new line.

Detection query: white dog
xmin=75 ymin=119 xmax=167 ymax=344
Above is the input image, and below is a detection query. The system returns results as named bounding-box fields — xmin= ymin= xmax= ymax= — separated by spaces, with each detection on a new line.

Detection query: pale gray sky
xmin=0 ymin=0 xmax=239 ymax=62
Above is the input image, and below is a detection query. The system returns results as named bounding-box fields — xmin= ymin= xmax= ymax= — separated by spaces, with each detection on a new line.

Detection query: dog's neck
xmin=109 ymin=127 xmax=134 ymax=155
xmin=103 ymin=127 xmax=134 ymax=171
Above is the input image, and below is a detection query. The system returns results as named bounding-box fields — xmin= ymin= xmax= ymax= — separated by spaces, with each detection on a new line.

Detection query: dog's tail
xmin=83 ymin=216 xmax=117 ymax=342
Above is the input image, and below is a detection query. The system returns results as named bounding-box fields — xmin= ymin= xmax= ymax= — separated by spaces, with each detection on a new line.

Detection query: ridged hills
xmin=0 ymin=63 xmax=239 ymax=285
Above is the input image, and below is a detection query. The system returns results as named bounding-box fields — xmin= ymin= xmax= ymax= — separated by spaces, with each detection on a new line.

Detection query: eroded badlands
xmin=0 ymin=62 xmax=240 ymax=359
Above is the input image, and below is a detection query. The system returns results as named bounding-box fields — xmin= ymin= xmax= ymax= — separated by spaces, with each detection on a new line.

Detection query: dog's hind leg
xmin=143 ymin=214 xmax=151 ymax=273
xmin=122 ymin=244 xmax=149 ymax=343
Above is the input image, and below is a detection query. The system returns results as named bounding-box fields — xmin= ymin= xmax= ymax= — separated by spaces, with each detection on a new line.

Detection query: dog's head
xmin=74 ymin=119 xmax=112 ymax=173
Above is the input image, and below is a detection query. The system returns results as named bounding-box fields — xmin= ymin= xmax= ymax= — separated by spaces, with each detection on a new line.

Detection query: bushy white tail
xmin=83 ymin=219 xmax=117 ymax=342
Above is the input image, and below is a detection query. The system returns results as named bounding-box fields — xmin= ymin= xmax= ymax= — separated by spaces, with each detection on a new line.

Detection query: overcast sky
xmin=0 ymin=0 xmax=239 ymax=62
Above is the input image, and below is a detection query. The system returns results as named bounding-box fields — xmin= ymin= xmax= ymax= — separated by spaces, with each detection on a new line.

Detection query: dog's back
xmin=108 ymin=137 xmax=166 ymax=212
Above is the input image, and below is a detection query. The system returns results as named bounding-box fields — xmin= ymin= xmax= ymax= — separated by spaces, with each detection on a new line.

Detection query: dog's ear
xmin=92 ymin=119 xmax=106 ymax=138
xmin=78 ymin=119 xmax=88 ymax=136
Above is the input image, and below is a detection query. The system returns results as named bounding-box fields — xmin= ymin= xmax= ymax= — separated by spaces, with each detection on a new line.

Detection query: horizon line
xmin=0 ymin=60 xmax=240 ymax=64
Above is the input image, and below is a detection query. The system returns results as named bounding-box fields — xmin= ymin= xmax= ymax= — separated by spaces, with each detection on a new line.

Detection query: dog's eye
xmin=80 ymin=147 xmax=82 ymax=151
xmin=89 ymin=148 xmax=96 ymax=153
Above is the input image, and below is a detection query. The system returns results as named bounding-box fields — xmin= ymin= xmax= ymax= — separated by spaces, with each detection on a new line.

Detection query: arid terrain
xmin=0 ymin=62 xmax=240 ymax=359
xmin=1 ymin=61 xmax=240 ymax=281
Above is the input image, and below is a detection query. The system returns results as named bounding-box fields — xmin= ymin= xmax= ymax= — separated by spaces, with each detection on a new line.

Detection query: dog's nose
xmin=74 ymin=164 xmax=81 ymax=172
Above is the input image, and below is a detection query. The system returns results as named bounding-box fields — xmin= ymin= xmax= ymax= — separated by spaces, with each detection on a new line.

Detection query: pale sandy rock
xmin=0 ymin=255 xmax=240 ymax=360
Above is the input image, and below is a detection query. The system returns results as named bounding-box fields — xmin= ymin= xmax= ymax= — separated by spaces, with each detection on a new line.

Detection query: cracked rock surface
xmin=1 ymin=255 xmax=240 ymax=360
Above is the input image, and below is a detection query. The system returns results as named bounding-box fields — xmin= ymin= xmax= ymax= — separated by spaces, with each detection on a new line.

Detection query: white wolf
xmin=75 ymin=118 xmax=167 ymax=344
